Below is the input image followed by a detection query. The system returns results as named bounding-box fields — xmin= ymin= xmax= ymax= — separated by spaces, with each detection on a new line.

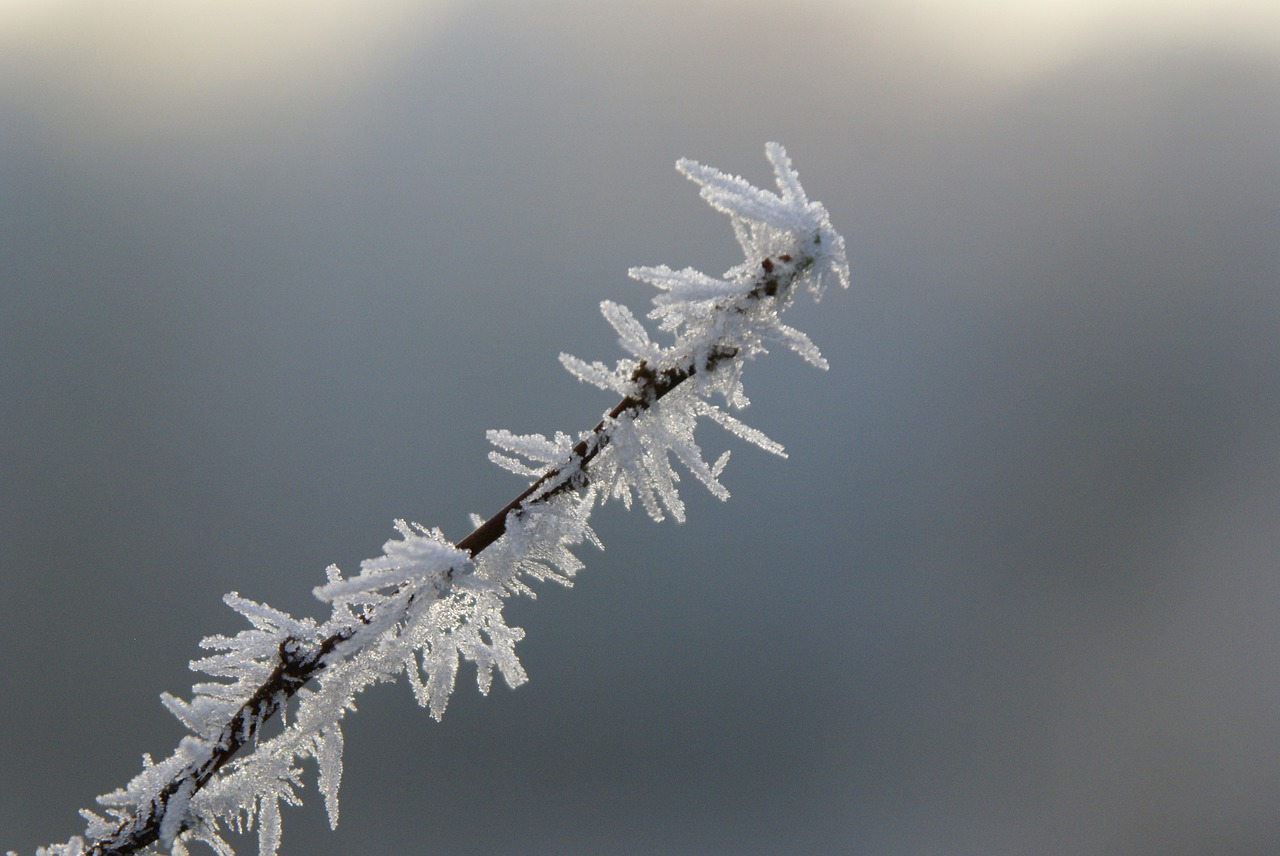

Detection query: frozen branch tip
xmin=25 ymin=142 xmax=848 ymax=856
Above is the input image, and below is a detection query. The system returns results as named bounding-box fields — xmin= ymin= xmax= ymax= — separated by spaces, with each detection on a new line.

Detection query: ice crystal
xmin=32 ymin=143 xmax=846 ymax=856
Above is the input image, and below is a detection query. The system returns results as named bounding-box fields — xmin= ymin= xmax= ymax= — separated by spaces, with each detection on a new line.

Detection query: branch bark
xmin=84 ymin=256 xmax=792 ymax=856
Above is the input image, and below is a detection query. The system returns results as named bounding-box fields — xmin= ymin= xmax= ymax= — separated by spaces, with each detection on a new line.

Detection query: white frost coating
xmin=314 ymin=520 xmax=466 ymax=603
xmin=29 ymin=838 xmax=85 ymax=856
xmin=600 ymin=300 xmax=664 ymax=362
xmin=473 ymin=488 xmax=602 ymax=599
xmin=37 ymin=144 xmax=845 ymax=856
xmin=558 ymin=352 xmax=627 ymax=394
xmin=631 ymin=265 xmax=748 ymax=305
xmin=157 ymin=780 xmax=194 ymax=850
xmin=692 ymin=398 xmax=787 ymax=458
xmin=313 ymin=726 xmax=343 ymax=830
xmin=487 ymin=429 xmax=576 ymax=478
xmin=674 ymin=142 xmax=849 ymax=301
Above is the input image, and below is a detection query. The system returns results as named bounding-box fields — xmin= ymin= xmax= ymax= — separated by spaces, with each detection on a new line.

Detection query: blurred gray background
xmin=2 ymin=1 xmax=1278 ymax=853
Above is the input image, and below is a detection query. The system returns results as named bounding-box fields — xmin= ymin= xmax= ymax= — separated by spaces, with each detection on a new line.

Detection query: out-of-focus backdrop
xmin=2 ymin=1 xmax=1278 ymax=853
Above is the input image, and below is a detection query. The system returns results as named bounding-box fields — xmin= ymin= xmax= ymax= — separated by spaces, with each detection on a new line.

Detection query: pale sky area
xmin=2 ymin=0 xmax=1277 ymax=136
xmin=2 ymin=1 xmax=1278 ymax=854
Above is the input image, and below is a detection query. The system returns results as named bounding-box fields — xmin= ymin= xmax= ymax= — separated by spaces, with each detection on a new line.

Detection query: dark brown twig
xmin=83 ymin=256 xmax=793 ymax=856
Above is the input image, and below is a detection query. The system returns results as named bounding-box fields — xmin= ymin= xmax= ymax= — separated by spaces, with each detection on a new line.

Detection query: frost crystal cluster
xmin=25 ymin=143 xmax=847 ymax=856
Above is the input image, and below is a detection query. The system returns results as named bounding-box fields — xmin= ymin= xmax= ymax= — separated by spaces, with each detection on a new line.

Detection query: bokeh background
xmin=3 ymin=1 xmax=1279 ymax=853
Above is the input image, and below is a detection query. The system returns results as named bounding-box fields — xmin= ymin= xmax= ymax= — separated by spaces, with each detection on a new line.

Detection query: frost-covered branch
xmin=25 ymin=143 xmax=847 ymax=856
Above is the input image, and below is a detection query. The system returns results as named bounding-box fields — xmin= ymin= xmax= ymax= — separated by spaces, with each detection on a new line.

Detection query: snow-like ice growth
xmin=36 ymin=143 xmax=846 ymax=856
